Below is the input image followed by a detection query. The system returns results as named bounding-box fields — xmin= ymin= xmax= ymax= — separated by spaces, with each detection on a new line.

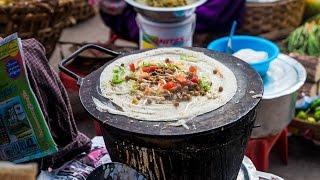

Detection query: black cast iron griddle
xmin=59 ymin=44 xmax=263 ymax=137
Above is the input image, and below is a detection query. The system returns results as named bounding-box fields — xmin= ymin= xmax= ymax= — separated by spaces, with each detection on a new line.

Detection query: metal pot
xmin=251 ymin=54 xmax=306 ymax=138
xmin=59 ymin=45 xmax=263 ymax=180
xmin=125 ymin=0 xmax=207 ymax=22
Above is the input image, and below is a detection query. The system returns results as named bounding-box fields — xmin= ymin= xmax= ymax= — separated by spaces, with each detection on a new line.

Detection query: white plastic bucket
xmin=136 ymin=14 xmax=196 ymax=49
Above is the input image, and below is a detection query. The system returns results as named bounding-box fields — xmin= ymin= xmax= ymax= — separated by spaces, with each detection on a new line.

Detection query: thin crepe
xmin=99 ymin=48 xmax=237 ymax=122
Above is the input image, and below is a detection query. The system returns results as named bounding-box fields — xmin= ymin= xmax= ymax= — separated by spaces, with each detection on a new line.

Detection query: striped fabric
xmin=22 ymin=39 xmax=91 ymax=170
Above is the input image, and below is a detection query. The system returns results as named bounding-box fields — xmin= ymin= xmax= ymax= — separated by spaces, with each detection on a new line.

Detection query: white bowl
xmin=125 ymin=0 xmax=207 ymax=22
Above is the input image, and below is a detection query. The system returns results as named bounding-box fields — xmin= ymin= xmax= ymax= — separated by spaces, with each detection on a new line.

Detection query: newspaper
xmin=0 ymin=34 xmax=57 ymax=163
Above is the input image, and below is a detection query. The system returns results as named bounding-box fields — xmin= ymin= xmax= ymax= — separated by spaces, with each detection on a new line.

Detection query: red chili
xmin=129 ymin=63 xmax=135 ymax=72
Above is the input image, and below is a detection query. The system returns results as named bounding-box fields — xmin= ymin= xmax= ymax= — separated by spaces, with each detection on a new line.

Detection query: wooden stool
xmin=245 ymin=128 xmax=288 ymax=171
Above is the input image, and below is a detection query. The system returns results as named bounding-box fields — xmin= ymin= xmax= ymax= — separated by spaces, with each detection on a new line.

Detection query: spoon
xmin=226 ymin=21 xmax=237 ymax=54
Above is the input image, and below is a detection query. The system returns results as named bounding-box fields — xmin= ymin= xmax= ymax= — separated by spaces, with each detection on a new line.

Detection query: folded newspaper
xmin=0 ymin=34 xmax=57 ymax=163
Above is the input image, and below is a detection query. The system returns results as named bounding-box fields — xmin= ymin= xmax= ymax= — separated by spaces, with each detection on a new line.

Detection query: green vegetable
xmin=314 ymin=111 xmax=320 ymax=121
xmin=112 ymin=74 xmax=124 ymax=84
xmin=311 ymin=99 xmax=320 ymax=110
xmin=180 ymin=54 xmax=197 ymax=62
xmin=157 ymin=63 xmax=167 ymax=68
xmin=286 ymin=27 xmax=304 ymax=53
xmin=111 ymin=66 xmax=125 ymax=85
xmin=132 ymin=98 xmax=139 ymax=105
xmin=307 ymin=26 xmax=320 ymax=56
xmin=113 ymin=66 xmax=122 ymax=73
xmin=308 ymin=117 xmax=316 ymax=123
xmin=130 ymin=81 xmax=139 ymax=95
xmin=167 ymin=63 xmax=180 ymax=70
xmin=199 ymin=77 xmax=212 ymax=92
xmin=285 ymin=22 xmax=320 ymax=57
xmin=297 ymin=111 xmax=308 ymax=120
xmin=142 ymin=61 xmax=152 ymax=67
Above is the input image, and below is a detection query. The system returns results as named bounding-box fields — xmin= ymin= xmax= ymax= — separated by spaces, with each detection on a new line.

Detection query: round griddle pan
xmin=58 ymin=44 xmax=263 ymax=137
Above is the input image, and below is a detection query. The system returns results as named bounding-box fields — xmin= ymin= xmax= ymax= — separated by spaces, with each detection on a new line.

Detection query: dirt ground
xmin=49 ymin=15 xmax=320 ymax=180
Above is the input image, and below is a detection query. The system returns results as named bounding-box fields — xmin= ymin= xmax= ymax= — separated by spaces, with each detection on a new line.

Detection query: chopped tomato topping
xmin=163 ymin=82 xmax=176 ymax=91
xmin=176 ymin=74 xmax=187 ymax=83
xmin=142 ymin=65 xmax=157 ymax=73
xmin=189 ymin=66 xmax=197 ymax=74
xmin=129 ymin=63 xmax=135 ymax=72
xmin=190 ymin=75 xmax=199 ymax=83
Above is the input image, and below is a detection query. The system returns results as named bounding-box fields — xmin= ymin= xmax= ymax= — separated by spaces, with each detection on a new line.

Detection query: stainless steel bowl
xmin=125 ymin=0 xmax=207 ymax=22
xmin=251 ymin=54 xmax=306 ymax=138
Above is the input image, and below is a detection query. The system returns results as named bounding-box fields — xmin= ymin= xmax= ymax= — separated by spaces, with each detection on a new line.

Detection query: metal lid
xmin=263 ymin=54 xmax=306 ymax=99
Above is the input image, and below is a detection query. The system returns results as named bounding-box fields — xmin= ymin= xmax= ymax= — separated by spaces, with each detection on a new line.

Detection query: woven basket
xmin=69 ymin=0 xmax=95 ymax=25
xmin=0 ymin=0 xmax=74 ymax=57
xmin=289 ymin=118 xmax=320 ymax=141
xmin=241 ymin=0 xmax=306 ymax=40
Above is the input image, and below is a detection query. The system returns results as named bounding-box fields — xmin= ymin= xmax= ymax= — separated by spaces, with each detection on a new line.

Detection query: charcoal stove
xmin=59 ymin=45 xmax=263 ymax=180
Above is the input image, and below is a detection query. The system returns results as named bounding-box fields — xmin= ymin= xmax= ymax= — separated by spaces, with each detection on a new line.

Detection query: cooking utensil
xmin=59 ymin=45 xmax=263 ymax=180
xmin=125 ymin=0 xmax=207 ymax=22
xmin=226 ymin=21 xmax=237 ymax=54
xmin=251 ymin=54 xmax=306 ymax=138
